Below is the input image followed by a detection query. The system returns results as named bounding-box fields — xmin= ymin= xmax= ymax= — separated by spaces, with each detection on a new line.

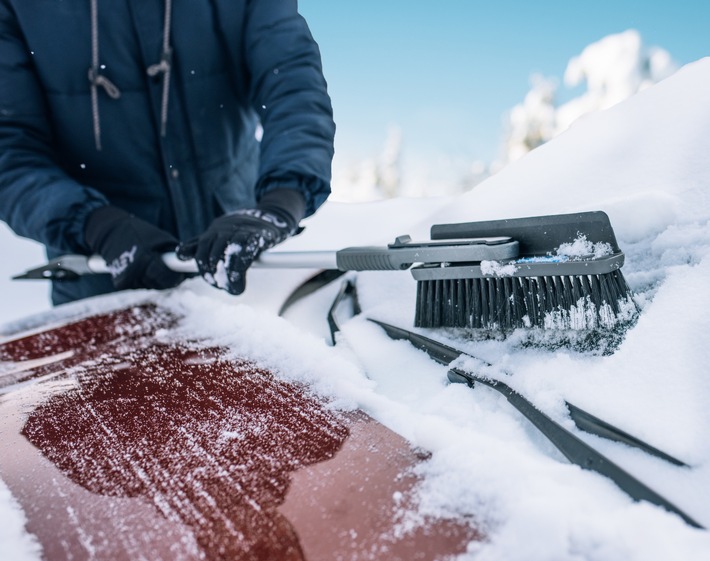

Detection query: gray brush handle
xmin=336 ymin=237 xmax=519 ymax=271
xmin=92 ymin=239 xmax=519 ymax=274
xmin=85 ymin=251 xmax=339 ymax=273
xmin=15 ymin=238 xmax=519 ymax=280
xmin=85 ymin=249 xmax=406 ymax=273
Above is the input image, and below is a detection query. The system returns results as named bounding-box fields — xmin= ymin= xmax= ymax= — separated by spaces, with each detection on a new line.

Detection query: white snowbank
xmin=445 ymin=56 xmax=710 ymax=233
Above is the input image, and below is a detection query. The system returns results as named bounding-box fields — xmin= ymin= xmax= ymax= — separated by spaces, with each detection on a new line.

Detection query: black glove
xmin=176 ymin=188 xmax=305 ymax=295
xmin=84 ymin=205 xmax=186 ymax=291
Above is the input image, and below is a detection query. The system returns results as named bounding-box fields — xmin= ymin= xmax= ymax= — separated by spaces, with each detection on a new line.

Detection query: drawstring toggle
xmin=88 ymin=67 xmax=122 ymax=100
xmin=147 ymin=48 xmax=173 ymax=78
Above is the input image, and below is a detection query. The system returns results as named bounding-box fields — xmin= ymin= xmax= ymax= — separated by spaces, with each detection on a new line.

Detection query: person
xmin=0 ymin=0 xmax=335 ymax=305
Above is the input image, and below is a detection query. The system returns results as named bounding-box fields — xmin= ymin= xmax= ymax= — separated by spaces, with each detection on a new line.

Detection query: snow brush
xmin=13 ymin=210 xmax=637 ymax=332
xmin=413 ymin=211 xmax=638 ymax=331
xmin=12 ymin=236 xmax=519 ymax=279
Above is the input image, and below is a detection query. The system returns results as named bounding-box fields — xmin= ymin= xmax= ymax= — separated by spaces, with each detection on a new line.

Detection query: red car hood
xmin=0 ymin=303 xmax=480 ymax=560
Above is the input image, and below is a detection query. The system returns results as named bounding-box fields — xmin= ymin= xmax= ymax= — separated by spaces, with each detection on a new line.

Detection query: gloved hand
xmin=176 ymin=188 xmax=305 ymax=295
xmin=84 ymin=205 xmax=186 ymax=291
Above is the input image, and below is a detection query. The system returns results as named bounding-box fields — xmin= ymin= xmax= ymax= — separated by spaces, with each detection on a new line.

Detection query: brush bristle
xmin=414 ymin=270 xmax=638 ymax=331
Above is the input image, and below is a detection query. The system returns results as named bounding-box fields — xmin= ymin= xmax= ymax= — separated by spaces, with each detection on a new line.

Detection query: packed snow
xmin=3 ymin=58 xmax=710 ymax=561
xmin=557 ymin=235 xmax=614 ymax=259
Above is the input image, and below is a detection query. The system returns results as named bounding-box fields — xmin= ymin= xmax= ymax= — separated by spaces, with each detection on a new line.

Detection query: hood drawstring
xmin=88 ymin=0 xmax=173 ymax=151
xmin=88 ymin=0 xmax=121 ymax=151
xmin=146 ymin=0 xmax=173 ymax=138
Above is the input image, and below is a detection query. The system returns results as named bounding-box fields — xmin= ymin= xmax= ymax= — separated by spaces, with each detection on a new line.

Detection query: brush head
xmin=413 ymin=211 xmax=639 ymax=331
xmin=414 ymin=269 xmax=638 ymax=331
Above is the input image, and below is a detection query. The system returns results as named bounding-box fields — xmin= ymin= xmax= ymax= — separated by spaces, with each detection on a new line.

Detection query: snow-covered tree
xmin=378 ymin=125 xmax=402 ymax=198
xmin=501 ymin=30 xmax=677 ymax=164
xmin=504 ymin=74 xmax=558 ymax=163
xmin=331 ymin=125 xmax=402 ymax=201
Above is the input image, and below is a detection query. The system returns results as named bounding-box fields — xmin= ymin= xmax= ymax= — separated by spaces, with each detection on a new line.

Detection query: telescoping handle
xmin=85 ymin=251 xmax=340 ymax=274
xmin=91 ymin=237 xmax=519 ymax=273
xmin=13 ymin=236 xmax=520 ymax=280
xmin=123 ymin=237 xmax=518 ymax=273
xmin=11 ymin=252 xmax=339 ymax=280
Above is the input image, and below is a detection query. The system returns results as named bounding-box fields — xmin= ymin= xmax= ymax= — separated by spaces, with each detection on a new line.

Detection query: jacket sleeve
xmin=0 ymin=1 xmax=108 ymax=253
xmin=243 ymin=0 xmax=336 ymax=217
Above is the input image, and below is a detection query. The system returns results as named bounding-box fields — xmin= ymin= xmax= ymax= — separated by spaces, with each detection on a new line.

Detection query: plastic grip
xmin=335 ymin=247 xmax=408 ymax=271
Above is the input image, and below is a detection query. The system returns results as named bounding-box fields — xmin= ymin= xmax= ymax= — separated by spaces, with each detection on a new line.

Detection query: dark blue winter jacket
xmin=0 ymin=0 xmax=335 ymax=304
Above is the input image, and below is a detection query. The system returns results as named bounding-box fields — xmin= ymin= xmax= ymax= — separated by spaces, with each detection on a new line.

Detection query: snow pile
xmin=2 ymin=58 xmax=710 ymax=561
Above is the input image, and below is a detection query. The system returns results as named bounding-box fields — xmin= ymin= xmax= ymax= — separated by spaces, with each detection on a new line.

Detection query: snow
xmin=3 ymin=57 xmax=710 ymax=560
xmin=0 ymin=480 xmax=42 ymax=561
xmin=556 ymin=235 xmax=613 ymax=259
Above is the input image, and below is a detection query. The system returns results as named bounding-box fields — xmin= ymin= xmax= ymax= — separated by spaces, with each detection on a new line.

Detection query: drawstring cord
xmin=88 ymin=0 xmax=173 ymax=150
xmin=88 ymin=0 xmax=121 ymax=151
xmin=146 ymin=0 xmax=173 ymax=138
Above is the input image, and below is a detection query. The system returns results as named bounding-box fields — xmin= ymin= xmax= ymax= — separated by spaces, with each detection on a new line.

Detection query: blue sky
xmin=298 ymin=1 xmax=709 ymax=171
